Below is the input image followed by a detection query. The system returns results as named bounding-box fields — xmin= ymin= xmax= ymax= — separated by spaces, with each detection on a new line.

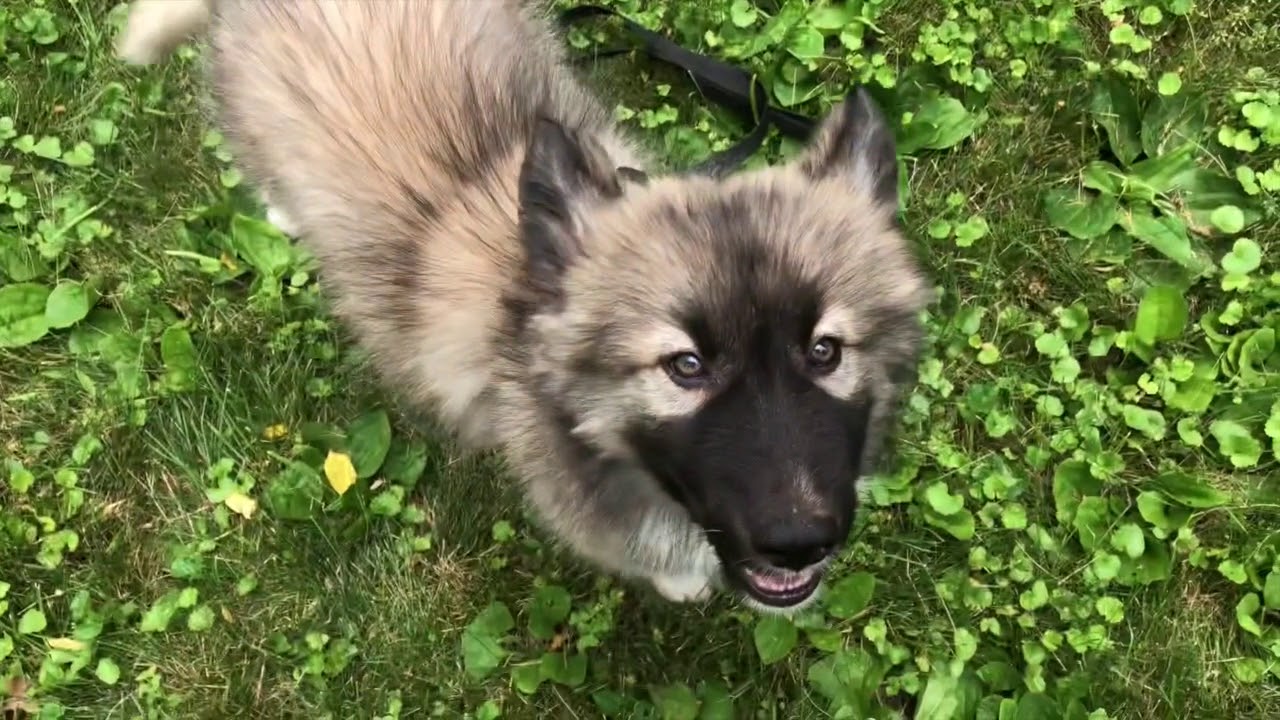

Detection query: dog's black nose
xmin=754 ymin=516 xmax=840 ymax=570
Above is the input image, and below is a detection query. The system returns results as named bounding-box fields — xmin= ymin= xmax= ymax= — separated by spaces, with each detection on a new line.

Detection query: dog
xmin=115 ymin=0 xmax=930 ymax=613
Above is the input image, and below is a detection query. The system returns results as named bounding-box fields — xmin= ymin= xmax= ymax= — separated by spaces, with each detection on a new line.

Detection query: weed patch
xmin=2 ymin=0 xmax=1278 ymax=718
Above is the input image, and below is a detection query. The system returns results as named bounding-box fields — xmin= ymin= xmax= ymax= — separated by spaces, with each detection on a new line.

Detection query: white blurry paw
xmin=651 ymin=572 xmax=714 ymax=603
xmin=266 ymin=204 xmax=300 ymax=237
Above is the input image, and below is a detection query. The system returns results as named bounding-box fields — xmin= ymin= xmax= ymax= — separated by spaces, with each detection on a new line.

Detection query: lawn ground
xmin=2 ymin=0 xmax=1279 ymax=718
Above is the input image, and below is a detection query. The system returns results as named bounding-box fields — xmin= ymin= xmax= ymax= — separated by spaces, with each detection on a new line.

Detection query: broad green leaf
xmin=1095 ymin=596 xmax=1125 ymax=623
xmin=346 ymin=409 xmax=392 ymax=478
xmin=1222 ymin=238 xmax=1263 ymax=275
xmin=462 ymin=601 xmax=515 ymax=680
xmin=1122 ymin=404 xmax=1167 ymax=439
xmin=0 ymin=282 xmax=52 ymax=348
xmin=1133 ymin=285 xmax=1187 ymax=346
xmin=1220 ymin=560 xmax=1249 ymax=584
xmin=899 ymin=94 xmax=978 ymax=154
xmin=95 ymin=657 xmax=121 ymax=685
xmin=1015 ymin=692 xmax=1060 ymax=720
xmin=1093 ymin=551 xmax=1121 ymax=581
xmin=1044 ymin=187 xmax=1118 ymax=239
xmin=697 ymin=680 xmax=735 ymax=720
xmin=1019 ymin=580 xmax=1049 ymax=610
xmin=230 ymin=213 xmax=295 ymax=279
xmin=824 ymin=571 xmax=876 ymax=619
xmin=528 ymin=585 xmax=572 ymax=640
xmin=807 ymin=648 xmax=884 ymax=717
xmin=976 ymin=661 xmax=1020 ymax=692
xmin=89 ymin=119 xmax=118 ymax=146
xmin=139 ymin=591 xmax=181 ymax=632
xmin=19 ymin=608 xmax=48 ymax=634
xmin=785 ymin=26 xmax=825 ymax=60
xmin=772 ymin=73 xmax=822 ymax=109
xmin=1150 ymin=470 xmax=1229 ymax=508
xmin=1236 ymin=593 xmax=1263 ymax=636
xmin=187 ymin=605 xmax=215 ymax=632
xmin=160 ymin=323 xmax=199 ymax=392
xmin=914 ymin=669 xmax=959 ymax=720
xmin=1140 ymin=91 xmax=1207 ymax=158
xmin=924 ymin=506 xmax=976 ymax=540
xmin=264 ymin=461 xmax=326 ymax=520
xmin=753 ymin=615 xmax=798 ymax=665
xmin=539 ymin=651 xmax=588 ymax=687
xmin=1124 ymin=144 xmax=1197 ymax=201
xmin=512 ymin=663 xmax=544 ymax=695
xmin=924 ymin=481 xmax=964 ymax=514
xmin=808 ymin=4 xmax=856 ymax=30
xmin=1156 ymin=72 xmax=1182 ymax=96
xmin=1170 ymin=167 xmax=1266 ymax=230
xmin=954 ymin=628 xmax=979 ymax=663
xmin=0 ymin=235 xmax=50 ymax=282
xmin=650 ymin=682 xmax=700 ymax=720
xmin=1137 ymin=490 xmax=1190 ymax=532
xmin=729 ymin=0 xmax=758 ymax=28
xmin=1053 ymin=460 xmax=1102 ymax=524
xmin=1209 ymin=420 xmax=1262 ymax=468
xmin=1230 ymin=658 xmax=1269 ymax=684
xmin=1210 ymin=205 xmax=1246 ymax=234
xmin=32 ymin=135 xmax=63 ymax=159
xmin=1083 ymin=161 xmax=1124 ymax=195
xmin=1110 ymin=523 xmax=1146 ymax=558
xmin=1118 ymin=207 xmax=1209 ymax=274
xmin=1073 ymin=497 xmax=1110 ymax=552
xmin=1242 ymin=101 xmax=1273 ymax=128
xmin=382 ymin=439 xmax=429 ymax=489
xmin=1264 ymin=572 xmax=1280 ymax=610
xmin=369 ymin=486 xmax=403 ymax=516
xmin=44 ymin=281 xmax=93 ymax=329
xmin=61 ymin=141 xmax=95 ymax=167
xmin=1089 ymin=75 xmax=1143 ymax=166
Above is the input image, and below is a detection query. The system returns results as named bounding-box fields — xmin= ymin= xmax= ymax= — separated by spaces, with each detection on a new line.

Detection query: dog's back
xmin=123 ymin=0 xmax=642 ymax=445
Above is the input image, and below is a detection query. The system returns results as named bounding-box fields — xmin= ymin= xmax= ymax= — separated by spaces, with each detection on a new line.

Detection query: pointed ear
xmin=517 ymin=117 xmax=624 ymax=291
xmin=796 ymin=87 xmax=899 ymax=206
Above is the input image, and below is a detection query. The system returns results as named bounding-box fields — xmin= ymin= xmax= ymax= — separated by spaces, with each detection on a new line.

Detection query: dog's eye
xmin=807 ymin=337 xmax=841 ymax=373
xmin=664 ymin=352 xmax=708 ymax=387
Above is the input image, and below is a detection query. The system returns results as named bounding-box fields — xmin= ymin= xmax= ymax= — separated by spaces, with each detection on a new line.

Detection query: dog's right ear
xmin=518 ymin=117 xmax=625 ymax=293
xmin=793 ymin=87 xmax=898 ymax=207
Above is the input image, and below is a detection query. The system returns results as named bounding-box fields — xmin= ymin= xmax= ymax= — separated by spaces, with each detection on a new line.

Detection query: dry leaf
xmin=223 ymin=492 xmax=258 ymax=520
xmin=261 ymin=423 xmax=288 ymax=441
xmin=324 ymin=451 xmax=357 ymax=496
xmin=47 ymin=637 xmax=87 ymax=652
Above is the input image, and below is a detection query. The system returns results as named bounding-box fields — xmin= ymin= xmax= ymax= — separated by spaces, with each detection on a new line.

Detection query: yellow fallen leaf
xmin=324 ymin=451 xmax=357 ymax=496
xmin=47 ymin=637 xmax=86 ymax=651
xmin=262 ymin=423 xmax=288 ymax=441
xmin=223 ymin=492 xmax=258 ymax=519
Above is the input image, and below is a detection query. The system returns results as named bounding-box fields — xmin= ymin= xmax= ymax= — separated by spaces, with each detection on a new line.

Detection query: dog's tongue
xmin=744 ymin=567 xmax=816 ymax=595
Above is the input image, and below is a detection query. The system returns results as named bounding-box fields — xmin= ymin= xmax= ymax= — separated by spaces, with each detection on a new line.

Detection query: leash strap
xmin=557 ymin=4 xmax=818 ymax=177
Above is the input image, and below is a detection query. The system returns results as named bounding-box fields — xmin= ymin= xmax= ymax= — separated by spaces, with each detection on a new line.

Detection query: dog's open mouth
xmin=739 ymin=565 xmax=824 ymax=607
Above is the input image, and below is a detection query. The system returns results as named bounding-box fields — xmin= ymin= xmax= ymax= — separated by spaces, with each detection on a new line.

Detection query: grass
xmin=3 ymin=0 xmax=1280 ymax=717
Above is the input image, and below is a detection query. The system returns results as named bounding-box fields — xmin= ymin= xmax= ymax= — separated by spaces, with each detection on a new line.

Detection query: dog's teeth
xmin=747 ymin=568 xmax=814 ymax=594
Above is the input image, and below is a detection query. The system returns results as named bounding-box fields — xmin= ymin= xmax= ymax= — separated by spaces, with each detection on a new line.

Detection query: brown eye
xmin=665 ymin=352 xmax=708 ymax=387
xmin=807 ymin=337 xmax=841 ymax=373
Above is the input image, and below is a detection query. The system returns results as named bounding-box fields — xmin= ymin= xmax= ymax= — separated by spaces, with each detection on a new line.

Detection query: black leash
xmin=557 ymin=4 xmax=819 ymax=177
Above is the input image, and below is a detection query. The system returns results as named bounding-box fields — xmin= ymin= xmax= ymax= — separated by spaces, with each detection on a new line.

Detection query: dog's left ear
xmin=518 ymin=117 xmax=625 ymax=292
xmin=795 ymin=87 xmax=898 ymax=207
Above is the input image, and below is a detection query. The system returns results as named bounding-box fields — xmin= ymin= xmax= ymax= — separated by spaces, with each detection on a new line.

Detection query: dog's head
xmin=517 ymin=88 xmax=930 ymax=610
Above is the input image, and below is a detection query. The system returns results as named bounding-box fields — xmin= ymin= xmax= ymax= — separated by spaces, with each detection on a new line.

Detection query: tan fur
xmin=116 ymin=0 xmax=931 ymax=609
